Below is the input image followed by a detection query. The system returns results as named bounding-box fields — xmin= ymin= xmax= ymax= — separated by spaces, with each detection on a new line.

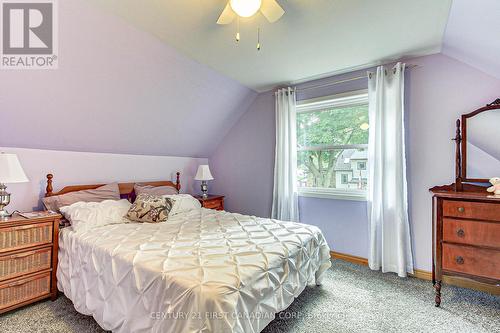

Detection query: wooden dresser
xmin=195 ymin=195 xmax=225 ymax=211
xmin=0 ymin=213 xmax=61 ymax=314
xmin=430 ymin=185 xmax=500 ymax=306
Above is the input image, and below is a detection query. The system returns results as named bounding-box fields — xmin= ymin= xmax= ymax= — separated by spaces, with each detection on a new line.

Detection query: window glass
xmin=297 ymin=95 xmax=369 ymax=191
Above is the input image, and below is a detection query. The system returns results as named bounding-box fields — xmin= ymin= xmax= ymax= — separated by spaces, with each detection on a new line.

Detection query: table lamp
xmin=194 ymin=165 xmax=214 ymax=198
xmin=0 ymin=153 xmax=29 ymax=218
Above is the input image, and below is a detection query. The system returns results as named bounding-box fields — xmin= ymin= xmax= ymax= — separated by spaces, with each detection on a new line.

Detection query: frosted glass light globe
xmin=230 ymin=0 xmax=262 ymax=18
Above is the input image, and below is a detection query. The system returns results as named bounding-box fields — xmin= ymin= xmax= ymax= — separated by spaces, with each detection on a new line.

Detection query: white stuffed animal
xmin=487 ymin=177 xmax=500 ymax=195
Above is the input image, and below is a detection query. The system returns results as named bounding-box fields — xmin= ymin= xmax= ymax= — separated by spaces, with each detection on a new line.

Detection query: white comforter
xmin=58 ymin=208 xmax=331 ymax=333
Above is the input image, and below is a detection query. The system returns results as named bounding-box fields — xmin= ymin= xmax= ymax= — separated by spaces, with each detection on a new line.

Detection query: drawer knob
xmin=456 ymin=229 xmax=465 ymax=238
xmin=455 ymin=256 xmax=464 ymax=265
xmin=457 ymin=207 xmax=465 ymax=213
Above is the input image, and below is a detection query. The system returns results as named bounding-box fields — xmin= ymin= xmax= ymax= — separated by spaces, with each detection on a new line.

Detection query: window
xmin=296 ymin=90 xmax=369 ymax=200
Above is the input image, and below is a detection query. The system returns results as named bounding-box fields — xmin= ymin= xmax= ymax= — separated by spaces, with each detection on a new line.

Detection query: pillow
xmin=126 ymin=194 xmax=175 ymax=223
xmin=134 ymin=184 xmax=178 ymax=196
xmin=162 ymin=194 xmax=201 ymax=216
xmin=42 ymin=183 xmax=121 ymax=212
xmin=60 ymin=199 xmax=131 ymax=232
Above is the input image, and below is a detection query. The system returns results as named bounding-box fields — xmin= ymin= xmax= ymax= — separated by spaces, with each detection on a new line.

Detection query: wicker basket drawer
xmin=0 ymin=272 xmax=51 ymax=311
xmin=0 ymin=222 xmax=53 ymax=253
xmin=0 ymin=247 xmax=52 ymax=282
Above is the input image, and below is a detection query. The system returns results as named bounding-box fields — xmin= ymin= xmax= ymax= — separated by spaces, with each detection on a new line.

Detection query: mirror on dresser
xmin=430 ymin=98 xmax=500 ymax=307
xmin=461 ymin=99 xmax=500 ymax=184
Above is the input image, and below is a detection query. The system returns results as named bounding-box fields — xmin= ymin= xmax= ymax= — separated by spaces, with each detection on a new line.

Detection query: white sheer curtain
xmin=367 ymin=63 xmax=413 ymax=277
xmin=271 ymin=87 xmax=299 ymax=222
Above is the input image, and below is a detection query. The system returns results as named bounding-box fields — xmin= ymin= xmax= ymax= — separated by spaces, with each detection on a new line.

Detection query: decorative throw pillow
xmin=162 ymin=194 xmax=201 ymax=216
xmin=42 ymin=183 xmax=121 ymax=213
xmin=126 ymin=194 xmax=174 ymax=223
xmin=134 ymin=184 xmax=178 ymax=196
xmin=60 ymin=199 xmax=131 ymax=232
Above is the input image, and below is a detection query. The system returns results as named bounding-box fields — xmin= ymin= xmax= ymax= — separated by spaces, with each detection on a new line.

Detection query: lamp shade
xmin=194 ymin=165 xmax=214 ymax=181
xmin=230 ymin=0 xmax=262 ymax=17
xmin=0 ymin=153 xmax=29 ymax=183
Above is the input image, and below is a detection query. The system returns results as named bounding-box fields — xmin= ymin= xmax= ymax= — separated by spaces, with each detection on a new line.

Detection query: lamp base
xmin=200 ymin=181 xmax=209 ymax=198
xmin=0 ymin=209 xmax=11 ymax=219
xmin=0 ymin=183 xmax=12 ymax=219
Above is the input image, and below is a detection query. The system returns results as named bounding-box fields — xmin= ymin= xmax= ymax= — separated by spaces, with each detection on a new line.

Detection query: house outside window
xmin=296 ymin=90 xmax=369 ymax=200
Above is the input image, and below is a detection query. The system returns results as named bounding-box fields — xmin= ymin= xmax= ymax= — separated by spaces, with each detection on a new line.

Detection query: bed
xmin=47 ymin=174 xmax=332 ymax=333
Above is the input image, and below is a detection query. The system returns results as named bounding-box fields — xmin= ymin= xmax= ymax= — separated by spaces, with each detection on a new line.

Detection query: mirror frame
xmin=458 ymin=98 xmax=500 ymax=185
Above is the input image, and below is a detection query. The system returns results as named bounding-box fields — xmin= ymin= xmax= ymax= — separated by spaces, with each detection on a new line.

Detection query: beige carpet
xmin=1 ymin=260 xmax=498 ymax=333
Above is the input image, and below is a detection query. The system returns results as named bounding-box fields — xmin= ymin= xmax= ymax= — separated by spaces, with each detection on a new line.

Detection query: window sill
xmin=298 ymin=188 xmax=367 ymax=201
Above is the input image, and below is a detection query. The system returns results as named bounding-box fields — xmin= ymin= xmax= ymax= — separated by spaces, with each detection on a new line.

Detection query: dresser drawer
xmin=0 ymin=272 xmax=51 ymax=312
xmin=0 ymin=222 xmax=53 ymax=253
xmin=0 ymin=247 xmax=52 ymax=282
xmin=443 ymin=200 xmax=500 ymax=221
xmin=442 ymin=243 xmax=500 ymax=280
xmin=443 ymin=218 xmax=500 ymax=248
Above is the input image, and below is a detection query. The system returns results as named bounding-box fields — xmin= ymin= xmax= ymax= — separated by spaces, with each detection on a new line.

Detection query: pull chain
xmin=257 ymin=27 xmax=261 ymax=51
xmin=236 ymin=17 xmax=240 ymax=43
xmin=234 ymin=20 xmax=262 ymax=51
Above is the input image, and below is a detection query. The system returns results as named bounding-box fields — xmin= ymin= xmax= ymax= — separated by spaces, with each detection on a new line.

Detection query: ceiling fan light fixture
xmin=230 ymin=0 xmax=262 ymax=18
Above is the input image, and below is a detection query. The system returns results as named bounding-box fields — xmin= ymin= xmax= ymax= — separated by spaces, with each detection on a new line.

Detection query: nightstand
xmin=0 ymin=212 xmax=61 ymax=314
xmin=195 ymin=195 xmax=225 ymax=211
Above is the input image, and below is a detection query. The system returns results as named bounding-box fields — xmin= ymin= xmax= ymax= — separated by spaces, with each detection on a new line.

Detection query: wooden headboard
xmin=44 ymin=172 xmax=181 ymax=198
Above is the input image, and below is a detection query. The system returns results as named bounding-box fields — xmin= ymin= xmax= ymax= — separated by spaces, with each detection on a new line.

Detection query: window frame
xmin=296 ymin=89 xmax=369 ymax=201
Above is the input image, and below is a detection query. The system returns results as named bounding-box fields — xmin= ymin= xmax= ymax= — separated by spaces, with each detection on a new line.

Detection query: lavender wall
xmin=0 ymin=0 xmax=256 ymax=158
xmin=210 ymin=53 xmax=500 ymax=271
xmin=299 ymin=198 xmax=369 ymax=258
xmin=210 ymin=92 xmax=276 ymax=217
xmin=405 ymin=54 xmax=500 ymax=270
xmin=1 ymin=147 xmax=208 ymax=213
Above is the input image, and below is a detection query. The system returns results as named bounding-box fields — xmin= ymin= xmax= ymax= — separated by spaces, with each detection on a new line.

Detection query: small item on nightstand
xmin=17 ymin=211 xmax=58 ymax=219
xmin=194 ymin=165 xmax=214 ymax=198
xmin=487 ymin=177 xmax=500 ymax=196
xmin=195 ymin=194 xmax=225 ymax=211
xmin=0 ymin=153 xmax=29 ymax=219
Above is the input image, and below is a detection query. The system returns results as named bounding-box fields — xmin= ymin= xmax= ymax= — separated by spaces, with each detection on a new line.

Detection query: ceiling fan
xmin=217 ymin=0 xmax=285 ymax=24
xmin=217 ymin=0 xmax=285 ymax=50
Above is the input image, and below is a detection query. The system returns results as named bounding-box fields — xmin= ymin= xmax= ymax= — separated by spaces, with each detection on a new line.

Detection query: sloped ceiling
xmin=442 ymin=0 xmax=500 ymax=80
xmin=0 ymin=0 xmax=257 ymax=158
xmin=88 ymin=0 xmax=452 ymax=91
xmin=8 ymin=0 xmax=485 ymax=159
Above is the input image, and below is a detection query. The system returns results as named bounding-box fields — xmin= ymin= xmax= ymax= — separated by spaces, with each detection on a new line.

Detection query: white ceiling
xmin=442 ymin=0 xmax=500 ymax=80
xmin=89 ymin=0 xmax=452 ymax=91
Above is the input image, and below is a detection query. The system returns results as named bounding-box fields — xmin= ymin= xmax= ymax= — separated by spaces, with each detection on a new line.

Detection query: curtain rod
xmin=294 ymin=64 xmax=418 ymax=92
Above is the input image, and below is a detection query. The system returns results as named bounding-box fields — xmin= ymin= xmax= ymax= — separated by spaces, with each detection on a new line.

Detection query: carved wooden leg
xmin=434 ymin=280 xmax=442 ymax=307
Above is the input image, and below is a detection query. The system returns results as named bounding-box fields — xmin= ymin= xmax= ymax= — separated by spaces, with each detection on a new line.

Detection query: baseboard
xmin=330 ymin=251 xmax=368 ymax=266
xmin=410 ymin=269 xmax=432 ymax=280
xmin=330 ymin=251 xmax=499 ymax=295
xmin=442 ymin=276 xmax=499 ymax=295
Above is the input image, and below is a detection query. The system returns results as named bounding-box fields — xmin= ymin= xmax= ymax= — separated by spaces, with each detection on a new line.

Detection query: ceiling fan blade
xmin=217 ymin=3 xmax=236 ymax=25
xmin=260 ymin=0 xmax=285 ymax=23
